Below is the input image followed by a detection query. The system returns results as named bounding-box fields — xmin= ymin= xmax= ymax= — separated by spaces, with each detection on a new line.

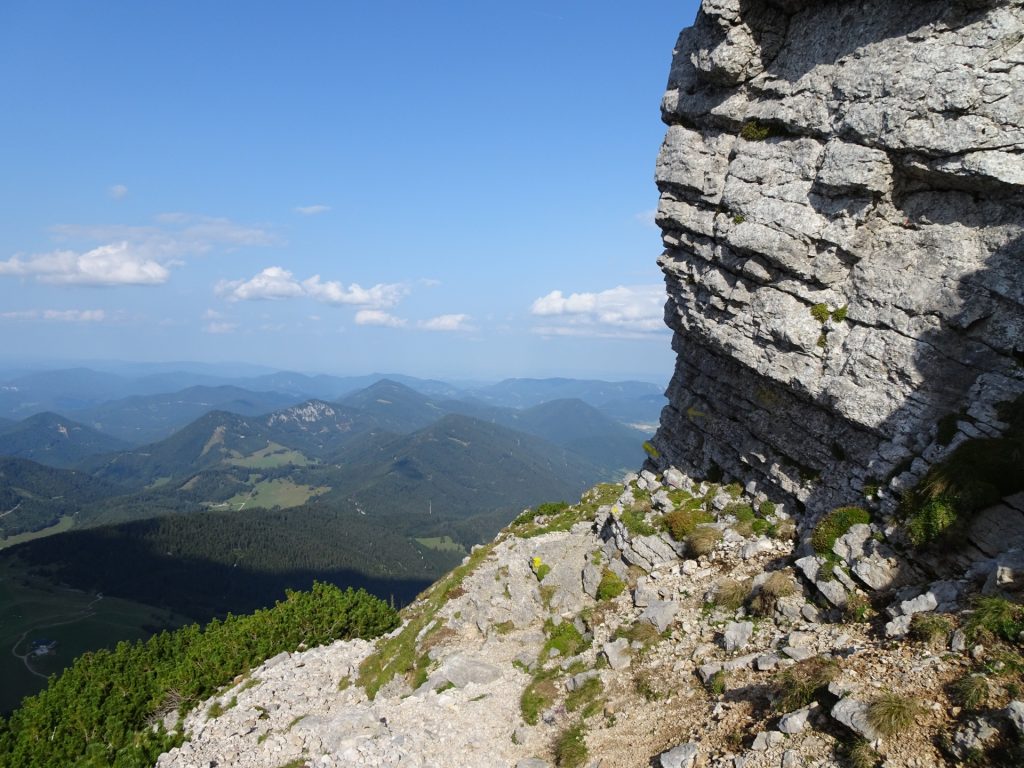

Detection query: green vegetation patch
xmin=565 ymin=676 xmax=604 ymax=716
xmin=772 ymin=657 xmax=840 ymax=713
xmin=226 ymin=442 xmax=312 ymax=469
xmin=0 ymin=583 xmax=397 ymax=768
xmin=554 ymin=720 xmax=588 ymax=768
xmin=596 ymin=569 xmax=625 ymax=601
xmin=619 ymin=506 xmax=657 ymax=537
xmin=541 ymin=619 xmax=587 ymax=663
xmin=902 ymin=397 xmax=1024 ymax=547
xmin=520 ymin=668 xmax=559 ymax=725
xmin=661 ymin=507 xmax=714 ymax=541
xmin=414 ymin=536 xmax=467 ymax=554
xmin=810 ymin=303 xmax=831 ymax=323
xmin=222 ymin=478 xmax=328 ymax=511
xmin=358 ymin=541 xmax=495 ymax=699
xmin=811 ymin=507 xmax=870 ymax=556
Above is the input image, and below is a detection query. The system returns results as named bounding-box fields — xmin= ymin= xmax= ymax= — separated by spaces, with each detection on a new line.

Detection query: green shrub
xmin=554 ymin=720 xmax=588 ymax=767
xmin=596 ymin=569 xmax=626 ymax=601
xmin=811 ymin=507 xmax=870 ymax=555
xmin=773 ymin=657 xmax=840 ymax=713
xmin=831 ymin=305 xmax=849 ymax=323
xmin=0 ymin=583 xmax=398 ymax=768
xmin=866 ymin=692 xmax=922 ymax=737
xmin=739 ymin=120 xmax=774 ymax=141
xmin=642 ymin=440 xmax=660 ymax=459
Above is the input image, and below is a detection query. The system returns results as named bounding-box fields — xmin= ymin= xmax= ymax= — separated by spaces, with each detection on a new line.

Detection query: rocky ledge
xmin=155 ymin=469 xmax=1024 ymax=767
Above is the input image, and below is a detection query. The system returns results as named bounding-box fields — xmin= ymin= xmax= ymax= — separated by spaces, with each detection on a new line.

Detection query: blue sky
xmin=0 ymin=1 xmax=700 ymax=382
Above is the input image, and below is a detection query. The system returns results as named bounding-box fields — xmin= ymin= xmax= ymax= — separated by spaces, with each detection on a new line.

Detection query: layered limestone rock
xmin=649 ymin=0 xmax=1024 ymax=515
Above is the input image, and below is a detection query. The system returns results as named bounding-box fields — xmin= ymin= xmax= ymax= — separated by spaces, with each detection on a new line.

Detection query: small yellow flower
xmin=531 ymin=556 xmax=542 ymax=571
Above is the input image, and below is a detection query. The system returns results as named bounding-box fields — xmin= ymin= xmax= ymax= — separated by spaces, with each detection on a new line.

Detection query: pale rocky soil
xmin=155 ymin=471 xmax=1024 ymax=768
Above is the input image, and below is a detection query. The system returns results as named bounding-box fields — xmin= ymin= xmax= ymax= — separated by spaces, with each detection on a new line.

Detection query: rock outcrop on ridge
xmin=649 ymin=0 xmax=1024 ymax=517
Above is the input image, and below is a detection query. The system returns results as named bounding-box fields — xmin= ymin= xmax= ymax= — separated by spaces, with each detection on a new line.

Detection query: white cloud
xmin=0 ymin=242 xmax=170 ymax=285
xmin=420 ymin=313 xmax=473 ymax=332
xmin=529 ymin=285 xmax=666 ymax=337
xmin=219 ymin=268 xmax=409 ymax=310
xmin=109 ymin=184 xmax=128 ymax=200
xmin=217 ymin=266 xmax=305 ymax=301
xmin=354 ymin=309 xmax=406 ymax=328
xmin=302 ymin=276 xmax=408 ymax=307
xmin=0 ymin=308 xmax=107 ymax=322
xmin=295 ymin=204 xmax=331 ymax=215
xmin=1 ymin=214 xmax=278 ymax=289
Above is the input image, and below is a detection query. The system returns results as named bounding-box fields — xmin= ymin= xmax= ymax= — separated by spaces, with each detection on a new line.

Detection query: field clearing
xmin=0 ymin=515 xmax=74 ymax=551
xmin=414 ymin=535 xmax=466 ymax=554
xmin=223 ymin=479 xmax=329 ymax=510
xmin=0 ymin=560 xmax=189 ymax=714
xmin=226 ymin=442 xmax=311 ymax=469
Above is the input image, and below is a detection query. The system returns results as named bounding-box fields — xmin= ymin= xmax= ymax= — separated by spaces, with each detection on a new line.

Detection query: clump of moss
xmin=596 ymin=569 xmax=626 ymax=601
xmin=772 ymin=657 xmax=840 ymax=713
xmin=811 ymin=507 xmax=870 ymax=556
xmin=739 ymin=120 xmax=778 ymax=141
xmin=541 ymin=619 xmax=587 ymax=661
xmin=831 ymin=305 xmax=849 ymax=323
xmin=866 ymin=691 xmax=922 ymax=738
xmin=642 ymin=440 xmax=660 ymax=459
xmin=810 ymin=303 xmax=831 ymax=323
xmin=687 ymin=525 xmax=723 ymax=557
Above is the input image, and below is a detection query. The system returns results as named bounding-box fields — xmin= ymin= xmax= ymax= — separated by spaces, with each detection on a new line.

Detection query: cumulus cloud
xmin=2 ymin=214 xmax=277 ymax=288
xmin=217 ymin=267 xmax=305 ymax=301
xmin=295 ymin=204 xmax=331 ymax=215
xmin=354 ymin=309 xmax=406 ymax=328
xmin=302 ymin=276 xmax=407 ymax=307
xmin=109 ymin=184 xmax=128 ymax=200
xmin=530 ymin=285 xmax=666 ymax=338
xmin=420 ymin=313 xmax=473 ymax=332
xmin=0 ymin=308 xmax=107 ymax=322
xmin=0 ymin=242 xmax=170 ymax=285
xmin=218 ymin=267 xmax=408 ymax=311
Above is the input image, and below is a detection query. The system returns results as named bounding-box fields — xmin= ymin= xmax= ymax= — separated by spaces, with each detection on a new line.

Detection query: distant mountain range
xmin=0 ymin=366 xmax=666 ymax=428
xmin=0 ymin=413 xmax=129 ymax=469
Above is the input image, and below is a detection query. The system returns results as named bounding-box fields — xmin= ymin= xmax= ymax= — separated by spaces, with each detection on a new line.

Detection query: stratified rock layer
xmin=650 ymin=0 xmax=1024 ymax=514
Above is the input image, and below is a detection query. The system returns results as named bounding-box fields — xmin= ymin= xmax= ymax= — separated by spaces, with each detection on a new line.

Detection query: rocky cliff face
xmin=649 ymin=0 xmax=1024 ymax=516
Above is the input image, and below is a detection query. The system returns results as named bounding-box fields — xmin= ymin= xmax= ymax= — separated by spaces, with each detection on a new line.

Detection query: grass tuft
xmin=866 ymin=692 xmax=922 ymax=738
xmin=687 ymin=525 xmax=722 ymax=557
xmin=662 ymin=507 xmax=714 ymax=541
xmin=596 ymin=569 xmax=626 ymax=601
xmin=750 ymin=571 xmax=796 ymax=617
xmin=772 ymin=657 xmax=840 ymax=713
xmin=908 ymin=613 xmax=952 ymax=648
xmin=951 ymin=673 xmax=991 ymax=711
xmin=811 ymin=507 xmax=870 ymax=555
xmin=712 ymin=578 xmax=750 ymax=611
xmin=554 ymin=720 xmax=588 ymax=767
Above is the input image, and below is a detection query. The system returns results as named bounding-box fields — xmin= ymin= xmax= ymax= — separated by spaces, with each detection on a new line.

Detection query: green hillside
xmin=0 ymin=413 xmax=128 ymax=469
xmin=337 ymin=379 xmax=446 ymax=432
xmin=0 ymin=458 xmax=123 ymax=541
